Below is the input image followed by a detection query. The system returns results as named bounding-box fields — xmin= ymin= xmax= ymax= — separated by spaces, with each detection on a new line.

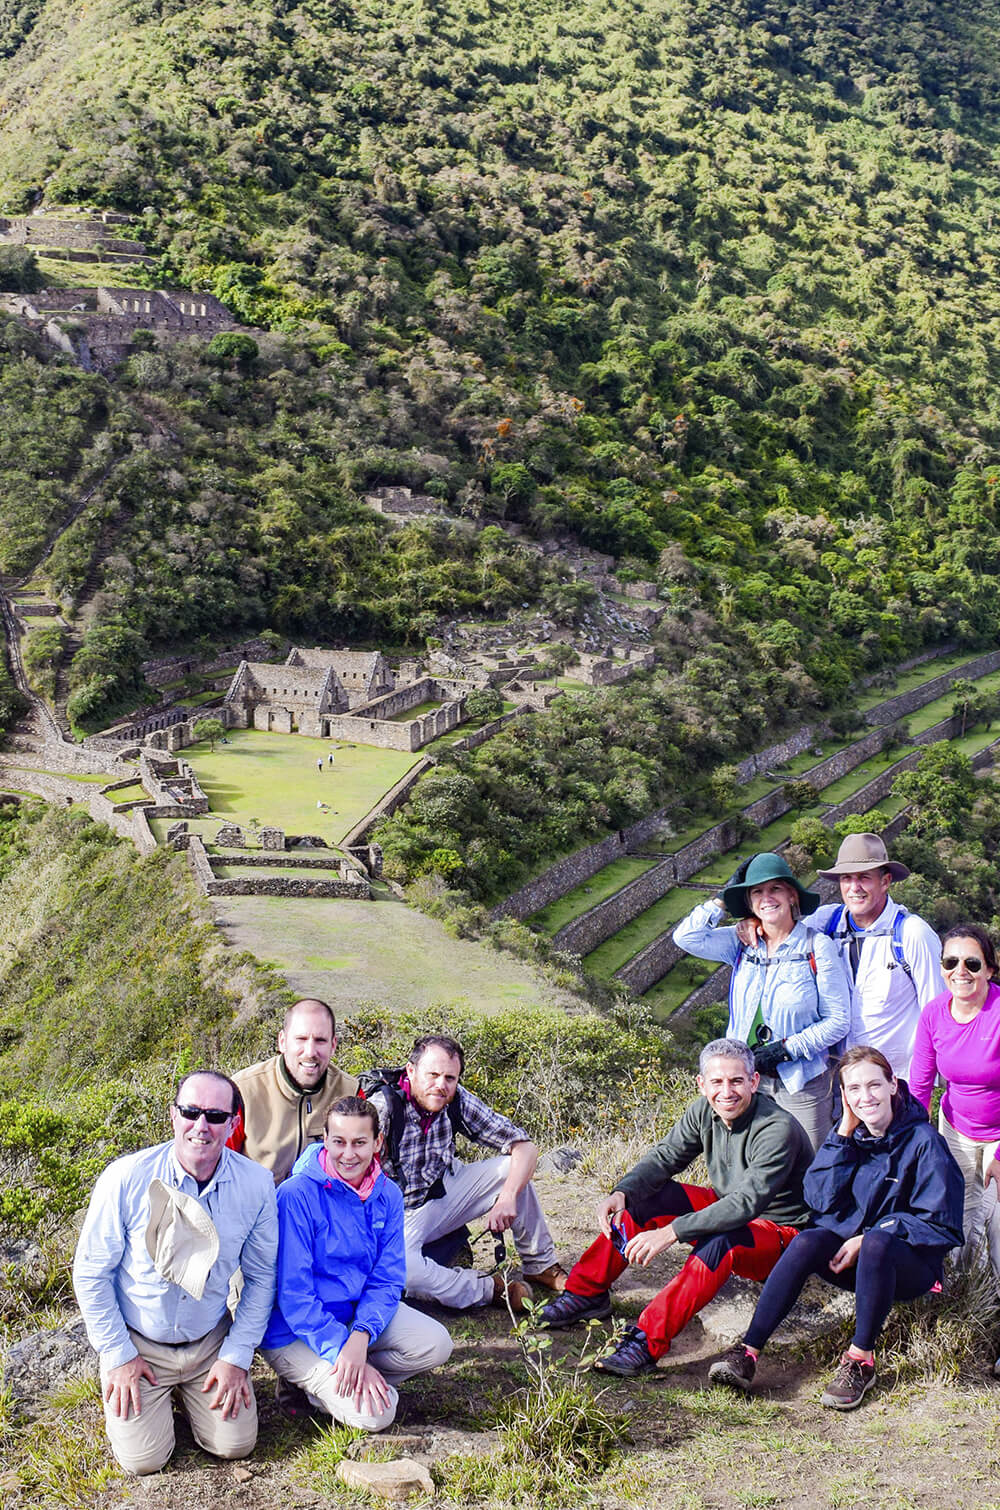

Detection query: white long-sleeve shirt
xmin=808 ymin=897 xmax=942 ymax=1077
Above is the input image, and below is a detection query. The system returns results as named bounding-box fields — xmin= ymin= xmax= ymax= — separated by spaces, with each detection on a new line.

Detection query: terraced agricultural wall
xmin=863 ymin=650 xmax=1000 ymax=727
xmin=550 ymin=728 xmax=896 ymax=958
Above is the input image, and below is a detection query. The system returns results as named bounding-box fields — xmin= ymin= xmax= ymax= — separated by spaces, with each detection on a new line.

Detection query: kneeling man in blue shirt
xmin=261 ymin=1095 xmax=453 ymax=1429
xmin=73 ymin=1070 xmax=279 ymax=1475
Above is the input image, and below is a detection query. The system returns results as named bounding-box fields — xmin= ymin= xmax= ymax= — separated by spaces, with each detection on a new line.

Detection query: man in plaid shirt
xmin=367 ymin=1035 xmax=567 ymax=1311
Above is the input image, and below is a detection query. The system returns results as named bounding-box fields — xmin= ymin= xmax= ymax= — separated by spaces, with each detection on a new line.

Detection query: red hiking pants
xmin=566 ymin=1183 xmax=798 ymax=1359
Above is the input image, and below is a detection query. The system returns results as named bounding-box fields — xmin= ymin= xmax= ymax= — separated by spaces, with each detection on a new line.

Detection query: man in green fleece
xmin=538 ymin=1037 xmax=813 ymax=1376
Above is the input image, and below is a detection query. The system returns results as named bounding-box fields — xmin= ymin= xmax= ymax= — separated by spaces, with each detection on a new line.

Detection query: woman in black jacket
xmin=708 ymin=1045 xmax=964 ymax=1409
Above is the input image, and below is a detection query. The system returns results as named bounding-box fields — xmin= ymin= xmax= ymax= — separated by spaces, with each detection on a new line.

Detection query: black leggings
xmin=744 ymin=1226 xmax=938 ymax=1354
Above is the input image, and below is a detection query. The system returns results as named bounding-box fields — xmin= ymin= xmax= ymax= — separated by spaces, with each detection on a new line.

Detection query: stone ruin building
xmin=283 ymin=648 xmax=394 ymax=705
xmin=0 ymin=285 xmax=243 ymax=373
xmin=223 ymin=647 xmax=468 ymax=752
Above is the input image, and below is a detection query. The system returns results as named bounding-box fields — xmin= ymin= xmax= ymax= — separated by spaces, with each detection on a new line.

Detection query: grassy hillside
xmin=4 ymin=0 xmax=1000 ymax=862
xmin=2 ymin=0 xmax=1000 ymax=689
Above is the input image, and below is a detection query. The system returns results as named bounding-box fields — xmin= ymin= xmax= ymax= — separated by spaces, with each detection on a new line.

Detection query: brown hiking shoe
xmin=492 ymin=1273 xmax=532 ymax=1313
xmin=708 ymin=1344 xmax=757 ymax=1393
xmin=526 ymin=1262 xmax=568 ymax=1293
xmin=820 ymin=1353 xmax=876 ymax=1410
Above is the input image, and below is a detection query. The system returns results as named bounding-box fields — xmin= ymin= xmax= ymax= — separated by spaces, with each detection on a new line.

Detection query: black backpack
xmin=358 ymin=1066 xmax=474 ymax=1266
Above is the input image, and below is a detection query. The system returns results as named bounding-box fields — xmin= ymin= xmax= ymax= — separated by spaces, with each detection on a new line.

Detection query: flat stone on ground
xmin=337 ymin=1456 xmax=435 ymax=1501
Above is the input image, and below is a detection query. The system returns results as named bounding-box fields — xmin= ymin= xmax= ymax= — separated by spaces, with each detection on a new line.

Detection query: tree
xmin=893 ymin=744 xmax=978 ymax=838
xmin=206 ymin=332 xmax=259 ymax=368
xmin=193 ymin=717 xmax=226 ymax=750
xmin=0 ymin=247 xmax=40 ymax=292
xmin=463 ymin=688 xmax=503 ymax=723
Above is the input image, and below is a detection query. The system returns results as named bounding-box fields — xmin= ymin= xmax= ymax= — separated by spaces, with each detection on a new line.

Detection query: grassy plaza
xmin=162 ymin=727 xmax=420 ymax=845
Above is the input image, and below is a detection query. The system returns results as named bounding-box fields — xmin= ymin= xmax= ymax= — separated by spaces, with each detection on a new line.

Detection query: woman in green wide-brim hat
xmin=673 ymin=851 xmax=852 ymax=1151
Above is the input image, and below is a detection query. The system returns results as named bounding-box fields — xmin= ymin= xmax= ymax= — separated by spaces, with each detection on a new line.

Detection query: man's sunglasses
xmin=941 ymin=956 xmax=985 ymax=973
xmin=174 ymin=1103 xmax=233 ymax=1125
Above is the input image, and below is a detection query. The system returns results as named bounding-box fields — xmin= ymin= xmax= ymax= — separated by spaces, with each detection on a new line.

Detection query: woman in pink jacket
xmin=910 ymin=922 xmax=1000 ymax=1368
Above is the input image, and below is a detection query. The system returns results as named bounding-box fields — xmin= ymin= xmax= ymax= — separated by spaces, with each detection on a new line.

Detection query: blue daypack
xmin=823 ymin=904 xmax=914 ymax=988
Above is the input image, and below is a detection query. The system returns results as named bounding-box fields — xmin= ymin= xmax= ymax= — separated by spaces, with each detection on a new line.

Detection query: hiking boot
xmin=526 ymin=1262 xmax=569 ymax=1294
xmin=275 ymin=1375 xmax=318 ymax=1420
xmin=708 ymin=1344 xmax=757 ymax=1393
xmin=592 ymin=1324 xmax=657 ymax=1377
xmin=820 ymin=1353 xmax=876 ymax=1410
xmin=538 ymin=1289 xmax=612 ymax=1328
xmin=491 ymin=1273 xmax=532 ymax=1314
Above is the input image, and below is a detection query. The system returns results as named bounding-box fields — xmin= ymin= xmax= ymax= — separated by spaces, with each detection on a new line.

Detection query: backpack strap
xmin=890 ymin=906 xmax=913 ymax=981
xmin=357 ymin=1068 xmax=408 ymax=1167
xmin=824 ymin=904 xmax=846 ymax=938
xmin=729 ymin=940 xmax=744 ymax=1024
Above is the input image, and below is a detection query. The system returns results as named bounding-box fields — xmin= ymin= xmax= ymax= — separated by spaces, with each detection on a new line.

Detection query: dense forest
xmin=3 ymin=0 xmax=1000 ymax=838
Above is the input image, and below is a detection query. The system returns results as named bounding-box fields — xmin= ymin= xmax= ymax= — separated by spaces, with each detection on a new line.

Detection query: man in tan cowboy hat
xmin=810 ymin=833 xmax=942 ymax=1076
xmin=73 ymin=1070 xmax=278 ymax=1475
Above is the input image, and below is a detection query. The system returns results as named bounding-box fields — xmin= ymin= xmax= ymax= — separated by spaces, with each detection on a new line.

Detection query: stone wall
xmin=318 ymin=701 xmax=463 ymax=752
xmin=491 ymin=808 xmax=670 ymax=921
xmin=734 ymin=726 xmax=821 ymax=783
xmin=205 ymin=873 xmax=371 ymax=899
xmin=87 ymin=790 xmax=158 ymax=855
xmin=207 ymin=852 xmax=356 ymax=871
xmin=553 ymin=724 xmax=939 ymax=977
xmin=186 ymin=836 xmax=216 ymax=891
xmin=614 ymin=929 xmax=687 ymax=996
xmin=864 ymin=649 xmax=1000 ymax=727
xmin=554 ymin=859 xmax=675 ymax=955
xmin=353 ymin=678 xmax=440 ymax=720
xmin=450 ymin=708 xmax=527 ymax=753
xmin=649 ymin=735 xmax=1000 ymax=1017
xmin=22 ymin=739 xmax=130 ymax=777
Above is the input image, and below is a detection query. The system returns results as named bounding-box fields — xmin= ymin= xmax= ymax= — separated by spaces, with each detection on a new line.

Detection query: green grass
xmin=951 ymin=726 xmax=1000 ymax=760
xmin=642 ymin=956 xmax=719 ymax=1019
xmin=906 ymin=667 xmax=1000 ymax=735
xmin=387 ymin=697 xmax=441 ymax=721
xmin=166 ymin=727 xmax=420 ymax=844
xmin=103 ymin=781 xmax=146 ymax=800
xmin=814 ymin=745 xmax=918 ymax=804
xmin=529 ymin=856 xmax=660 ymax=934
xmin=582 ymin=885 xmax=710 ymax=980
xmin=38 ymin=771 xmax=110 ymax=784
xmin=855 ymin=650 xmax=978 ymax=712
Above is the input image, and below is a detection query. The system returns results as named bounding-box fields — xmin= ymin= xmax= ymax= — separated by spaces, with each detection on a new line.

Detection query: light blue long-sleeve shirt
xmin=673 ymin=899 xmax=852 ymax=1093
xmin=73 ymin=1142 xmax=278 ymax=1372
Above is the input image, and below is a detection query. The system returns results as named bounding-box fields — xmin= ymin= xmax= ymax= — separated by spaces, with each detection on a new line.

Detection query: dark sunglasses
xmin=941 ymin=955 xmax=984 ymax=973
xmin=174 ymin=1103 xmax=233 ymax=1125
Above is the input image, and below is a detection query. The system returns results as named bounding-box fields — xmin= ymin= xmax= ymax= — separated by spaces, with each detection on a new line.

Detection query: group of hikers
xmin=72 ymin=831 xmax=1000 ymax=1474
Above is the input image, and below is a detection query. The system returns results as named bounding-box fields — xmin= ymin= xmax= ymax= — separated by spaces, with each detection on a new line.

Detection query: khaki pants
xmin=939 ymin=1112 xmax=1000 ymax=1286
xmin=403 ymin=1156 xmax=557 ymax=1308
xmin=759 ymin=1064 xmax=835 ymax=1153
xmin=100 ymin=1318 xmax=257 ymax=1476
xmin=262 ymin=1301 xmax=452 ymax=1431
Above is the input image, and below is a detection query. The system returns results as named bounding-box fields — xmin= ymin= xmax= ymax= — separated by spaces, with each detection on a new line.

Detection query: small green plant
xmin=443 ymin=1293 xmax=629 ymax=1504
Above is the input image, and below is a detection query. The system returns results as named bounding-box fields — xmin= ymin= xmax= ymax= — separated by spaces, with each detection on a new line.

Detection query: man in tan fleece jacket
xmin=229 ymin=999 xmax=358 ymax=1184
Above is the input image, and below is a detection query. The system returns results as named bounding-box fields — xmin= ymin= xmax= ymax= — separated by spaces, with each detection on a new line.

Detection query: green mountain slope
xmin=3 ymin=0 xmax=1000 ymax=729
